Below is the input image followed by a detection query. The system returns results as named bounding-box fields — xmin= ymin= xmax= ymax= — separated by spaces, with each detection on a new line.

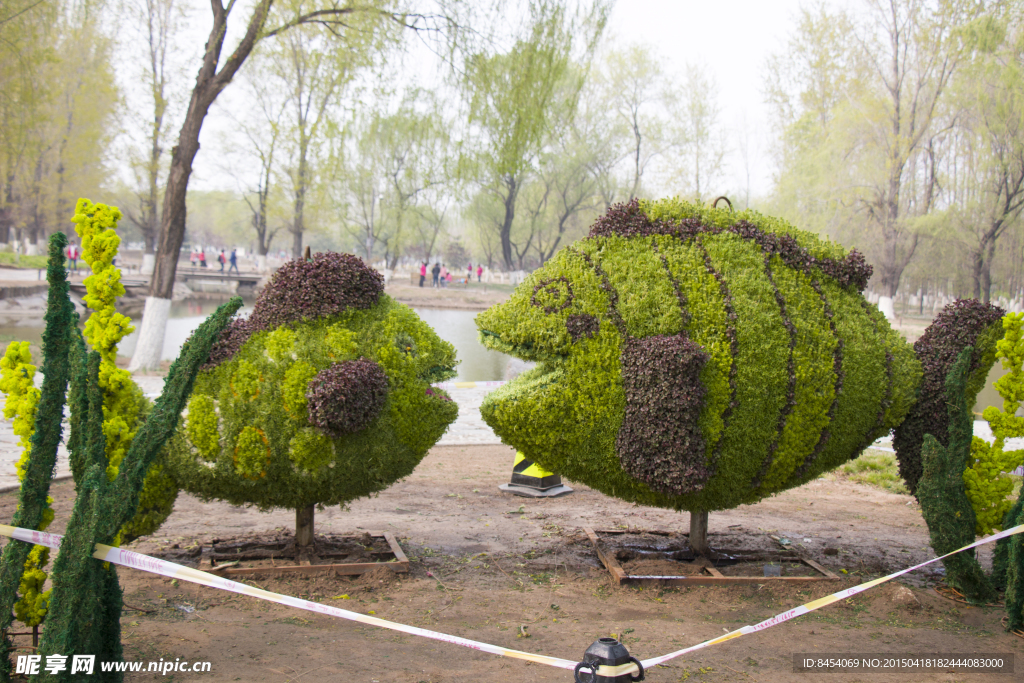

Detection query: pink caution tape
xmin=0 ymin=524 xmax=577 ymax=671
xmin=640 ymin=523 xmax=1024 ymax=668
xmin=2 ymin=522 xmax=1021 ymax=673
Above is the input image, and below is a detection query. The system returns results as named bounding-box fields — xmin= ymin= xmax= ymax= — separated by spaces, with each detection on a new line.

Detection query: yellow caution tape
xmin=2 ymin=522 xmax=1021 ymax=673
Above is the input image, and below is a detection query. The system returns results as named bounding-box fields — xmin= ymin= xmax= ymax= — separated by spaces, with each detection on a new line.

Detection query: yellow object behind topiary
xmin=71 ymin=198 xmax=177 ymax=543
xmin=0 ymin=342 xmax=53 ymax=628
xmin=964 ymin=312 xmax=1024 ymax=535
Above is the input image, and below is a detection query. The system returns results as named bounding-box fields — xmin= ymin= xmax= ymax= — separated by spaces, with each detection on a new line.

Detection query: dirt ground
xmin=3 ymin=445 xmax=1022 ymax=682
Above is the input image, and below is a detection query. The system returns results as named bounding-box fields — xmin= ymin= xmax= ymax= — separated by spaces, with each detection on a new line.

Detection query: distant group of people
xmin=190 ymin=247 xmax=239 ymax=274
xmin=419 ymin=262 xmax=484 ymax=287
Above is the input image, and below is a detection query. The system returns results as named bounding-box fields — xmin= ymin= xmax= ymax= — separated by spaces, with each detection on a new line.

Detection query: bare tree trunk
xmin=131 ymin=0 xmax=272 ymax=371
xmin=499 ymin=174 xmax=518 ymax=270
xmin=291 ymin=142 xmax=307 ymax=259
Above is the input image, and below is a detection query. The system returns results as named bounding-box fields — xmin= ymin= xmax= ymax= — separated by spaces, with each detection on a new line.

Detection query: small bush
xmin=836 ymin=451 xmax=909 ymax=495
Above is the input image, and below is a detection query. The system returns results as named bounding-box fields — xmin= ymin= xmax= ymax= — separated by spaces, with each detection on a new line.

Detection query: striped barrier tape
xmin=431 ymin=380 xmax=507 ymax=390
xmin=0 ymin=524 xmax=579 ymax=671
xmin=638 ymin=522 xmax=1024 ymax=669
xmin=1 ymin=522 xmax=1022 ymax=675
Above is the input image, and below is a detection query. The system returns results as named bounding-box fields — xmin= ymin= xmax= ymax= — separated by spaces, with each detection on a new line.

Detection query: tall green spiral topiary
xmin=0 ymin=233 xmax=74 ymax=680
xmin=1001 ymin=493 xmax=1024 ymax=631
xmin=0 ymin=342 xmax=53 ymax=631
xmin=916 ymin=347 xmax=998 ymax=604
xmin=34 ymin=297 xmax=241 ymax=681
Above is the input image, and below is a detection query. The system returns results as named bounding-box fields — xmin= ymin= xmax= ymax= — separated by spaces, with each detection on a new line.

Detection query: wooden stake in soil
xmin=296 ymin=506 xmax=315 ymax=549
xmin=690 ymin=510 xmax=709 ymax=556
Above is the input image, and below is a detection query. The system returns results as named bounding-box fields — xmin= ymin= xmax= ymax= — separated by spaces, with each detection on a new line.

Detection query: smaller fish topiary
xmin=166 ymin=251 xmax=459 ymax=546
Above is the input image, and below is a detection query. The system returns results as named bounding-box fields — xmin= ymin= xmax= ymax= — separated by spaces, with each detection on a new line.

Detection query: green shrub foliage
xmin=916 ymin=347 xmax=997 ymax=604
xmin=1001 ymin=493 xmax=1024 ymax=630
xmin=893 ymin=299 xmax=1005 ymax=496
xmin=0 ymin=234 xmax=74 ymax=678
xmin=476 ymin=198 xmax=921 ymax=512
xmin=964 ymin=313 xmax=1024 ymax=535
xmin=166 ymin=253 xmax=458 ymax=524
xmin=36 ymin=298 xmax=241 ymax=679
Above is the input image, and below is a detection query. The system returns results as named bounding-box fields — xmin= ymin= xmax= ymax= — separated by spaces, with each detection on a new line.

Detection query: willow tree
xmin=465 ymin=0 xmax=608 ymax=271
xmin=128 ymin=0 xmax=463 ymax=371
xmin=766 ymin=0 xmax=987 ymax=316
xmin=943 ymin=11 xmax=1024 ymax=302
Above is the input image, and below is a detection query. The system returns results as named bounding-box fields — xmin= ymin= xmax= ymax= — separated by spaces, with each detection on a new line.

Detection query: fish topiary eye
xmin=566 ymin=313 xmax=599 ymax=341
xmin=306 ymin=359 xmax=389 ymax=436
xmin=530 ymin=276 xmax=574 ymax=314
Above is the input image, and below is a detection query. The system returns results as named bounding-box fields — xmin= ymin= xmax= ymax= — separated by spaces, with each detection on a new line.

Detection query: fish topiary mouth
xmin=478 ymin=328 xmax=565 ymax=364
xmin=419 ymin=364 xmax=457 ymax=384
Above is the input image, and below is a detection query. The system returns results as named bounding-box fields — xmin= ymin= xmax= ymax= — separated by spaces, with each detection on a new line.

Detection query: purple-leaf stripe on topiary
xmin=794 ymin=279 xmax=846 ymax=477
xmin=616 ymin=334 xmax=711 ymax=495
xmin=589 ymin=199 xmax=873 ymax=291
xmin=751 ymin=255 xmax=798 ymax=487
xmin=306 ymin=359 xmax=389 ymax=437
xmin=206 ymin=252 xmax=384 ymax=369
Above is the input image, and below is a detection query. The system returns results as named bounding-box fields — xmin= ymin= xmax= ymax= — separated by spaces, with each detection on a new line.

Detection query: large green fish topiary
xmin=476 ymin=198 xmax=929 ymax=512
xmin=165 ymin=253 xmax=458 ymax=543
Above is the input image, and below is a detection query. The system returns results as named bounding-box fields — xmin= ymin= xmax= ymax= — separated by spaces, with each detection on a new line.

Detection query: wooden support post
xmin=296 ymin=505 xmax=315 ymax=549
xmin=690 ymin=510 xmax=709 ymax=556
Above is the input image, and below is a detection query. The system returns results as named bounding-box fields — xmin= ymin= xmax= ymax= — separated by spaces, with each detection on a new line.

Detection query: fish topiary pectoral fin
xmin=616 ymin=333 xmax=712 ymax=495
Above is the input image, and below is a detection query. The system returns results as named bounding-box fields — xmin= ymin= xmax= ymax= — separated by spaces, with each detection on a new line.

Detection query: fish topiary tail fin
xmin=893 ymin=300 xmax=1005 ymax=496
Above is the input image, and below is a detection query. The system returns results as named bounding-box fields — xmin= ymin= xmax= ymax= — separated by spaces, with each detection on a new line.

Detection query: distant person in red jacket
xmin=65 ymin=242 xmax=79 ymax=272
xmin=476 ymin=264 xmax=483 ymax=282
xmin=419 ymin=262 xmax=427 ymax=287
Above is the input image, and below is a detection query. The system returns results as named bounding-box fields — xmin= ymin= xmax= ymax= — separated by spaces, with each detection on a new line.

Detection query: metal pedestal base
xmin=499 ymin=483 xmax=574 ymax=498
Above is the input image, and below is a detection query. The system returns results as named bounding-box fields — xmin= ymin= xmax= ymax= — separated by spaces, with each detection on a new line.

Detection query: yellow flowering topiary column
xmin=964 ymin=312 xmax=1024 ymax=535
xmin=71 ymin=198 xmax=177 ymax=542
xmin=0 ymin=342 xmax=53 ymax=633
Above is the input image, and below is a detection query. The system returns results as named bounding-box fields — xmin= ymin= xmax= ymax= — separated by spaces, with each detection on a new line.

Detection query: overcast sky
xmin=181 ymin=0 xmax=811 ymax=200
xmin=607 ymin=0 xmax=807 ymax=199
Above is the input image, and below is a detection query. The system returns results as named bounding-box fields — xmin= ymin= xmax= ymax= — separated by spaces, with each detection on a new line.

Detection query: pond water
xmin=411 ymin=308 xmax=512 ymax=382
xmin=0 ymin=301 xmax=511 ymax=382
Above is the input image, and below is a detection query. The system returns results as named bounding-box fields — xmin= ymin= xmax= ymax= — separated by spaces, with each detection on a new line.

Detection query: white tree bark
xmin=128 ymin=296 xmax=172 ymax=371
xmin=24 ymin=241 xmax=38 ymax=256
xmin=141 ymin=253 xmax=156 ymax=275
xmin=255 ymin=254 xmax=267 ymax=272
xmin=878 ymin=295 xmax=895 ymax=320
